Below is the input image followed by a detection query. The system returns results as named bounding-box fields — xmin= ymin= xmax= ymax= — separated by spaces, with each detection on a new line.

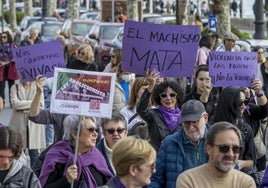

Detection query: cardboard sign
xmin=12 ymin=40 xmax=65 ymax=82
xmin=50 ymin=68 xmax=116 ymax=118
xmin=209 ymin=51 xmax=258 ymax=87
xmin=121 ymin=20 xmax=200 ymax=77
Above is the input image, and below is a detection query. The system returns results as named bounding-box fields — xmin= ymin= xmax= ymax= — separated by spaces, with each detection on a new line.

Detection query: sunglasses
xmin=86 ymin=127 xmax=99 ymax=133
xmin=159 ymin=92 xmax=177 ymax=98
xmin=79 ymin=51 xmax=85 ymax=56
xmin=258 ymin=52 xmax=264 ymax=54
xmin=105 ymin=128 xmax=126 ymax=135
xmin=111 ymin=55 xmax=116 ymax=58
xmin=213 ymin=144 xmax=242 ymax=154
xmin=238 ymin=99 xmax=250 ymax=106
xmin=1 ymin=36 xmax=7 ymax=39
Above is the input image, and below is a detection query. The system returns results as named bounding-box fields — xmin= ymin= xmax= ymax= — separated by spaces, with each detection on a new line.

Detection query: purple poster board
xmin=209 ymin=51 xmax=258 ymax=87
xmin=121 ymin=20 xmax=201 ymax=77
xmin=11 ymin=40 xmax=65 ymax=82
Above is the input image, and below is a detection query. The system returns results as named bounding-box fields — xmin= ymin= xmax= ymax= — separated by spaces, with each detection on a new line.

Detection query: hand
xmin=146 ymin=69 xmax=160 ymax=92
xmin=200 ymin=80 xmax=212 ymax=103
xmin=251 ymin=79 xmax=263 ymax=93
xmin=66 ymin=165 xmax=78 ymax=184
xmin=0 ymin=61 xmax=6 ymax=67
xmin=35 ymin=75 xmax=46 ymax=94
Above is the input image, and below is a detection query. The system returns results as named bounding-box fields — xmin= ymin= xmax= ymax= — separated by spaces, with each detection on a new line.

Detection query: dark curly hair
xmin=151 ymin=80 xmax=184 ymax=107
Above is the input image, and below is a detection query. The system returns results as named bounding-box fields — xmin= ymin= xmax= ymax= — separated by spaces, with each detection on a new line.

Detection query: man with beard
xmin=149 ymin=99 xmax=209 ymax=188
xmin=176 ymin=121 xmax=256 ymax=188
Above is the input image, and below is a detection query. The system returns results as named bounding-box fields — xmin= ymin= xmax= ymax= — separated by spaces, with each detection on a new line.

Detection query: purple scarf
xmin=39 ymin=141 xmax=113 ymax=187
xmin=158 ymin=106 xmax=181 ymax=131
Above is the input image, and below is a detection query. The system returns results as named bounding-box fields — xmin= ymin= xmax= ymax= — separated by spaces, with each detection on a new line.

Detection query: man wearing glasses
xmin=149 ymin=99 xmax=209 ymax=188
xmin=96 ymin=113 xmax=128 ymax=175
xmin=176 ymin=121 xmax=256 ymax=188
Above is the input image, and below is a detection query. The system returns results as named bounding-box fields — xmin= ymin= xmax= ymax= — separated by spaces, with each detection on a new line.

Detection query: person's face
xmin=0 ymin=149 xmax=15 ymax=170
xmin=257 ymin=48 xmax=265 ymax=62
xmin=224 ymin=39 xmax=235 ymax=51
xmin=79 ymin=118 xmax=99 ymax=150
xmin=206 ymin=129 xmax=240 ymax=173
xmin=30 ymin=32 xmax=38 ymax=40
xmin=183 ymin=112 xmax=208 ymax=142
xmin=1 ymin=34 xmax=8 ymax=43
xmin=134 ymin=158 xmax=156 ymax=186
xmin=196 ymin=70 xmax=211 ymax=94
xmin=238 ymin=92 xmax=247 ymax=116
xmin=77 ymin=49 xmax=87 ymax=61
xmin=159 ymin=87 xmax=177 ymax=109
xmin=103 ymin=120 xmax=127 ymax=148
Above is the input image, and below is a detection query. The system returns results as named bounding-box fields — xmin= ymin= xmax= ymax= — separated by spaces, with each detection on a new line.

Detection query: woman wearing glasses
xmin=67 ymin=44 xmax=98 ymax=71
xmin=98 ymin=136 xmax=156 ymax=188
xmin=39 ymin=115 xmax=112 ymax=188
xmin=103 ymin=49 xmax=121 ymax=73
xmin=212 ymin=86 xmax=258 ymax=186
xmin=0 ymin=126 xmax=42 ymax=187
xmin=137 ymin=70 xmax=184 ymax=152
xmin=0 ymin=31 xmax=18 ymax=108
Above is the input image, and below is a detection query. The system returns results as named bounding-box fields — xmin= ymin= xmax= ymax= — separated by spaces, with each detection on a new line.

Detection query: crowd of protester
xmin=1 ymin=26 xmax=268 ymax=188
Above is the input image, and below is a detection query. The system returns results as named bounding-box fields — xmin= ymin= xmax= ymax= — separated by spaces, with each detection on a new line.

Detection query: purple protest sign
xmin=11 ymin=40 xmax=65 ymax=82
xmin=121 ymin=20 xmax=201 ymax=77
xmin=209 ymin=51 xmax=258 ymax=87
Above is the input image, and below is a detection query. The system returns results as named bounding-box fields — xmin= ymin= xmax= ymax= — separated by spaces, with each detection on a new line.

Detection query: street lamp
xmin=254 ymin=0 xmax=265 ymax=39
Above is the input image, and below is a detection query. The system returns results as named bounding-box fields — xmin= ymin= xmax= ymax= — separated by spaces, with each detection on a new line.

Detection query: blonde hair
xmin=76 ymin=44 xmax=94 ymax=63
xmin=112 ymin=136 xmax=156 ymax=177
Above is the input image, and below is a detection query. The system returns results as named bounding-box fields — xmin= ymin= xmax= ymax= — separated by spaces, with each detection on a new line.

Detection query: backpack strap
xmin=128 ymin=113 xmax=140 ymax=124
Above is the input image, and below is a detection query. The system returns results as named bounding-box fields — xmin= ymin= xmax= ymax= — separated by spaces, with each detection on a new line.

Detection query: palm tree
xmin=67 ymin=0 xmax=80 ymax=19
xmin=24 ymin=0 xmax=33 ymax=16
xmin=9 ymin=0 xmax=17 ymax=31
xmin=213 ymin=0 xmax=231 ymax=37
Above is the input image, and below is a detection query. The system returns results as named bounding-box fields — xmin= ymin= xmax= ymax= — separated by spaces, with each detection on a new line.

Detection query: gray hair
xmin=205 ymin=121 xmax=242 ymax=146
xmin=99 ymin=113 xmax=127 ymax=130
xmin=62 ymin=115 xmax=96 ymax=143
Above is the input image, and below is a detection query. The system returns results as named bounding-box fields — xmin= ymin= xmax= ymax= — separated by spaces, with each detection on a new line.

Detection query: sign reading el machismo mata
xmin=209 ymin=51 xmax=258 ymax=87
xmin=50 ymin=68 xmax=116 ymax=118
xmin=121 ymin=20 xmax=201 ymax=77
xmin=11 ymin=40 xmax=65 ymax=82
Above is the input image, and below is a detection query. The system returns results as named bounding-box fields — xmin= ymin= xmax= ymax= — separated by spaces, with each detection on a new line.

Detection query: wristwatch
xmin=256 ymin=90 xmax=264 ymax=97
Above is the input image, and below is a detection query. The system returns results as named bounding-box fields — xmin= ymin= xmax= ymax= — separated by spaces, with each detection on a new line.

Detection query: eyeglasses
xmin=258 ymin=52 xmax=264 ymax=54
xmin=105 ymin=128 xmax=126 ymax=135
xmin=0 ymin=155 xmax=14 ymax=161
xmin=86 ymin=127 xmax=99 ymax=134
xmin=137 ymin=162 xmax=155 ymax=171
xmin=212 ymin=144 xmax=242 ymax=154
xmin=159 ymin=92 xmax=177 ymax=98
xmin=111 ymin=55 xmax=116 ymax=58
xmin=78 ymin=51 xmax=85 ymax=56
xmin=238 ymin=99 xmax=250 ymax=106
